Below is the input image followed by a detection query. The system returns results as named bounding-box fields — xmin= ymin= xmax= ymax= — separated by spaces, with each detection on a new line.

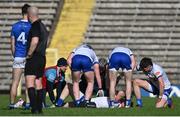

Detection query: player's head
xmin=99 ymin=58 xmax=107 ymax=73
xmin=28 ymin=6 xmax=39 ymax=22
xmin=22 ymin=4 xmax=31 ymax=15
xmin=140 ymin=57 xmax=153 ymax=72
xmin=82 ymin=44 xmax=93 ymax=50
xmin=57 ymin=58 xmax=68 ymax=72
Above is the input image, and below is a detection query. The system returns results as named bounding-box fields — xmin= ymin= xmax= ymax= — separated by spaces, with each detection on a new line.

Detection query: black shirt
xmin=27 ymin=19 xmax=48 ymax=56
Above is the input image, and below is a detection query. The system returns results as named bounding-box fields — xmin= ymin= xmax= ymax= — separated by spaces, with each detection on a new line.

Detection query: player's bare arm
xmin=158 ymin=77 xmax=165 ymax=100
xmin=67 ymin=52 xmax=73 ymax=67
xmin=10 ymin=37 xmax=15 ymax=56
xmin=27 ymin=37 xmax=39 ymax=58
xmin=94 ymin=63 xmax=102 ymax=89
xmin=130 ymin=55 xmax=136 ymax=71
xmin=94 ymin=63 xmax=104 ymax=96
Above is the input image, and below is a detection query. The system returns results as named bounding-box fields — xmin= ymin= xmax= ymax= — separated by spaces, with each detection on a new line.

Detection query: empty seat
xmin=84 ymin=0 xmax=180 ymax=84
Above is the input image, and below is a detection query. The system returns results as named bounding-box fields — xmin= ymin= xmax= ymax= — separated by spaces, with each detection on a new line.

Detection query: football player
xmin=133 ymin=57 xmax=173 ymax=108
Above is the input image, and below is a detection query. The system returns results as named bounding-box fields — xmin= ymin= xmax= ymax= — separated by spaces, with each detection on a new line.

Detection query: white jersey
xmin=109 ymin=47 xmax=133 ymax=59
xmin=91 ymin=97 xmax=109 ymax=108
xmin=145 ymin=63 xmax=171 ymax=89
xmin=72 ymin=44 xmax=99 ymax=64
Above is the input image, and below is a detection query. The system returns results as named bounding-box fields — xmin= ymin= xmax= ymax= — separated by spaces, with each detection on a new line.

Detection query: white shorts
xmin=91 ymin=97 xmax=109 ymax=108
xmin=13 ymin=57 xmax=26 ymax=68
xmin=109 ymin=68 xmax=132 ymax=73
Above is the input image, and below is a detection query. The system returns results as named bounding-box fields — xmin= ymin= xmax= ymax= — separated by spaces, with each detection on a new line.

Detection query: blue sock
xmin=79 ymin=96 xmax=85 ymax=102
xmin=56 ymin=98 xmax=64 ymax=107
xmin=126 ymin=99 xmax=131 ymax=106
xmin=167 ymin=98 xmax=172 ymax=106
xmin=23 ymin=103 xmax=30 ymax=110
xmin=109 ymin=100 xmax=114 ymax=106
xmin=74 ymin=99 xmax=81 ymax=107
xmin=136 ymin=99 xmax=142 ymax=107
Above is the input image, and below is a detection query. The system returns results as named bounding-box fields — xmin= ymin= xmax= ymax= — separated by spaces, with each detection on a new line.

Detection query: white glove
xmin=96 ymin=89 xmax=104 ymax=97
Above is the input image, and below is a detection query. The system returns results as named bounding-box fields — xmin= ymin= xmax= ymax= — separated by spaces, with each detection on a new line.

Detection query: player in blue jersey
xmin=9 ymin=4 xmax=31 ymax=109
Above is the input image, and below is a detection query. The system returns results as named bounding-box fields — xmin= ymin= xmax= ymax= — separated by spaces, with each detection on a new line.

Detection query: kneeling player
xmin=133 ymin=57 xmax=173 ymax=108
xmin=42 ymin=58 xmax=67 ymax=106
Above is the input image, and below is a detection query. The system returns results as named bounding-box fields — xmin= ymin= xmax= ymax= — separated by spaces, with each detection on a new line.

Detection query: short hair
xmin=22 ymin=4 xmax=31 ymax=15
xmin=140 ymin=57 xmax=153 ymax=69
xmin=99 ymin=58 xmax=107 ymax=73
xmin=84 ymin=44 xmax=93 ymax=50
xmin=57 ymin=58 xmax=68 ymax=67
xmin=99 ymin=58 xmax=107 ymax=68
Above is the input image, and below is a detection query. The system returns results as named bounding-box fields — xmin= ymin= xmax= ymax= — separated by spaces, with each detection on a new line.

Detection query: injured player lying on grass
xmin=55 ymin=79 xmax=128 ymax=108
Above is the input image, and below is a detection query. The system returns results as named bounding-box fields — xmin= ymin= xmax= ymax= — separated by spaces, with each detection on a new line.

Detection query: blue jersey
xmin=45 ymin=68 xmax=57 ymax=82
xmin=44 ymin=66 xmax=65 ymax=83
xmin=11 ymin=20 xmax=31 ymax=57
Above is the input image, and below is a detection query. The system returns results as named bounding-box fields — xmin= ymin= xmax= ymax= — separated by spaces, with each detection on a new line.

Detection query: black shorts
xmin=25 ymin=54 xmax=46 ymax=78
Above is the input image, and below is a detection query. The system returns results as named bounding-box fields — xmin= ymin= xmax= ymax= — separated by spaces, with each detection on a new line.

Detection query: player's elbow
xmin=94 ymin=63 xmax=99 ymax=69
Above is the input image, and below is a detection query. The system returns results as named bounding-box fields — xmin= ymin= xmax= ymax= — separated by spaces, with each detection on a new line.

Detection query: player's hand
xmin=156 ymin=97 xmax=162 ymax=103
xmin=96 ymin=89 xmax=104 ymax=97
xmin=54 ymin=79 xmax=58 ymax=83
xmin=26 ymin=54 xmax=32 ymax=60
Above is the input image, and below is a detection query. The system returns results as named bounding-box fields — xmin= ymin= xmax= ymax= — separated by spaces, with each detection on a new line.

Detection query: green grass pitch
xmin=0 ymin=95 xmax=179 ymax=116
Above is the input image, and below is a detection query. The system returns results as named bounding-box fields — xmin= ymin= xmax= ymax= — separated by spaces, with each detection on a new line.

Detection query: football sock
xmin=9 ymin=104 xmax=15 ymax=109
xmin=28 ymin=87 xmax=37 ymax=113
xmin=37 ymin=89 xmax=43 ymax=113
xmin=80 ymin=96 xmax=85 ymax=102
xmin=56 ymin=98 xmax=64 ymax=107
xmin=126 ymin=99 xmax=131 ymax=107
xmin=74 ymin=99 xmax=81 ymax=107
xmin=167 ymin=98 xmax=173 ymax=107
xmin=42 ymin=88 xmax=47 ymax=107
xmin=136 ymin=99 xmax=143 ymax=107
xmin=109 ymin=100 xmax=114 ymax=107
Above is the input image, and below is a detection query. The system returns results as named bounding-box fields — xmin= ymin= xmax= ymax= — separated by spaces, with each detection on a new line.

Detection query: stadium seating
xmin=48 ymin=0 xmax=95 ymax=77
xmin=84 ymin=0 xmax=180 ymax=84
xmin=49 ymin=0 xmax=95 ymax=63
xmin=0 ymin=0 xmax=63 ymax=90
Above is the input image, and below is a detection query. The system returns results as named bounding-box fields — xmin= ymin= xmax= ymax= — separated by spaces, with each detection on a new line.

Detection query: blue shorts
xmin=71 ymin=55 xmax=93 ymax=72
xmin=109 ymin=52 xmax=132 ymax=71
xmin=163 ymin=88 xmax=172 ymax=97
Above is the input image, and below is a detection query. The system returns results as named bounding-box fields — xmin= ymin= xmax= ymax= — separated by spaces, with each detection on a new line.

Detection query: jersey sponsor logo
xmin=155 ymin=71 xmax=161 ymax=76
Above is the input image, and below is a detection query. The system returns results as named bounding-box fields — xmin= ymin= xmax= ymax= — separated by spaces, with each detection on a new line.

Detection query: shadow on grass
xmin=1 ymin=107 xmax=9 ymax=110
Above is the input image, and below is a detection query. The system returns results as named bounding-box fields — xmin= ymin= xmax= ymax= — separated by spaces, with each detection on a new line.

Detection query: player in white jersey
xmin=67 ymin=44 xmax=103 ymax=107
xmin=133 ymin=57 xmax=173 ymax=108
xmin=108 ymin=47 xmax=136 ymax=108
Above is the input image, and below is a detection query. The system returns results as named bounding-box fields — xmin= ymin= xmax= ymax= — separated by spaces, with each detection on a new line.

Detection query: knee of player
xmin=133 ymin=79 xmax=141 ymax=85
xmin=156 ymin=104 xmax=164 ymax=108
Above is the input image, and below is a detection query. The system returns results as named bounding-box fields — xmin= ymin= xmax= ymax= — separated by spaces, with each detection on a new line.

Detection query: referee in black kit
xmin=25 ymin=6 xmax=48 ymax=114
